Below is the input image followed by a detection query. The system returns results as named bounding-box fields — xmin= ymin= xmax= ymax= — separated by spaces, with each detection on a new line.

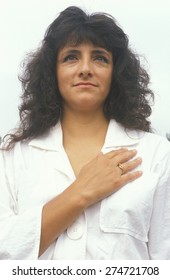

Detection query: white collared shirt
xmin=0 ymin=120 xmax=170 ymax=260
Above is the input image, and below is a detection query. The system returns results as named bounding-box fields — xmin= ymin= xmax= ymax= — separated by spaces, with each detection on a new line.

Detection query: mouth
xmin=74 ymin=82 xmax=98 ymax=87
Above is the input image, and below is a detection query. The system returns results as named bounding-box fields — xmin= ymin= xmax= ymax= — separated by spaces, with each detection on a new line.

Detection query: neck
xmin=61 ymin=109 xmax=109 ymax=139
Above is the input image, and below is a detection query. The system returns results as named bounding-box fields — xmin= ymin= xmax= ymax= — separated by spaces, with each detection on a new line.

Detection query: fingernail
xmin=136 ymin=157 xmax=142 ymax=162
xmin=138 ymin=170 xmax=143 ymax=175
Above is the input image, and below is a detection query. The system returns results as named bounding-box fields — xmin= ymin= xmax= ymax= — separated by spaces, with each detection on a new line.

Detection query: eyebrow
xmin=61 ymin=49 xmax=80 ymax=55
xmin=60 ymin=48 xmax=112 ymax=58
xmin=92 ymin=49 xmax=111 ymax=56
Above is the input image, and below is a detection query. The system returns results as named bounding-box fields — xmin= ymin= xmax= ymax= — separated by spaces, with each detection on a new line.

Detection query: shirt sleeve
xmin=0 ymin=148 xmax=43 ymax=260
xmin=148 ymin=143 xmax=170 ymax=259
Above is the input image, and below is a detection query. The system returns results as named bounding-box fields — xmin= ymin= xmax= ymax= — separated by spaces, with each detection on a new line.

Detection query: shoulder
xmin=109 ymin=120 xmax=170 ymax=154
xmin=139 ymin=130 xmax=170 ymax=153
xmin=0 ymin=140 xmax=30 ymax=167
xmin=136 ymin=131 xmax=170 ymax=178
xmin=0 ymin=123 xmax=61 ymax=167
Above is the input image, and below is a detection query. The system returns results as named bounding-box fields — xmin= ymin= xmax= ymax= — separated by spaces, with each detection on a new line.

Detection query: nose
xmin=79 ymin=58 xmax=92 ymax=78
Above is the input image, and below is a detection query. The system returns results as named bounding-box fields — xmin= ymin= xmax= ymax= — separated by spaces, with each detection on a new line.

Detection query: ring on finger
xmin=117 ymin=163 xmax=124 ymax=175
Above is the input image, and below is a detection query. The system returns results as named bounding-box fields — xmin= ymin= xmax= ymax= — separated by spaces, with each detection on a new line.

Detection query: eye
xmin=63 ymin=55 xmax=78 ymax=62
xmin=94 ymin=55 xmax=109 ymax=63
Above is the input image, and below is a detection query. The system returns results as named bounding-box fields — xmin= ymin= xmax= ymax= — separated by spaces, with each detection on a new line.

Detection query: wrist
xmin=68 ymin=178 xmax=90 ymax=210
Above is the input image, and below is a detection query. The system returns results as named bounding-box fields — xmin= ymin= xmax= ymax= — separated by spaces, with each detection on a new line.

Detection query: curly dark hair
xmin=5 ymin=5 xmax=154 ymax=148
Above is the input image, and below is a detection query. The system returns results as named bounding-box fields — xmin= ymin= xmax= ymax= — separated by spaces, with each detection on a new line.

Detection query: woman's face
xmin=56 ymin=42 xmax=113 ymax=113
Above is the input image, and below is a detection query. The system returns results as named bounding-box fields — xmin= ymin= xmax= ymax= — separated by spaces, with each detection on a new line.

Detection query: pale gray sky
xmin=0 ymin=0 xmax=170 ymax=137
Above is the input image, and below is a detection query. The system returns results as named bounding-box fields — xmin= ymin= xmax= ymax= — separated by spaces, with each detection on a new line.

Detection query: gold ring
xmin=117 ymin=163 xmax=124 ymax=175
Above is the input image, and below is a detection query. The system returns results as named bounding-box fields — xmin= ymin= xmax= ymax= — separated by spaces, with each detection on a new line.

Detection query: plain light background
xmin=0 ymin=0 xmax=170 ymax=137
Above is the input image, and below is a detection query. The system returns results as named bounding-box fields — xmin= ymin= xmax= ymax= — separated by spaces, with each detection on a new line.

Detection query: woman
xmin=0 ymin=6 xmax=170 ymax=260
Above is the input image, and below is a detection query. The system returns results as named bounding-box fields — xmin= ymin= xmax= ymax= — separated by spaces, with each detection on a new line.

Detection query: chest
xmin=64 ymin=144 xmax=101 ymax=177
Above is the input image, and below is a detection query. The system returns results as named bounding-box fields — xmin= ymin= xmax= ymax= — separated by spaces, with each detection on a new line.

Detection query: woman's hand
xmin=74 ymin=148 xmax=142 ymax=208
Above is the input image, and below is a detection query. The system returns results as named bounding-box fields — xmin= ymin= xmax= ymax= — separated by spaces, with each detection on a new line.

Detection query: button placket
xmin=53 ymin=211 xmax=87 ymax=259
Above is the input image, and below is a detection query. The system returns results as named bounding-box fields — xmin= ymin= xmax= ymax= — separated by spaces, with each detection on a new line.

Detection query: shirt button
xmin=67 ymin=215 xmax=85 ymax=239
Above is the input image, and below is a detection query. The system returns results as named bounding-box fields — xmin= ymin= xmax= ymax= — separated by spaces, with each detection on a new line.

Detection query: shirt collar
xmin=28 ymin=119 xmax=142 ymax=151
xmin=103 ymin=119 xmax=141 ymax=150
xmin=29 ymin=122 xmax=63 ymax=151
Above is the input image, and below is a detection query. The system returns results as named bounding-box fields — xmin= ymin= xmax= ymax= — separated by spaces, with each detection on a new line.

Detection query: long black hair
xmin=4 ymin=6 xmax=154 ymax=149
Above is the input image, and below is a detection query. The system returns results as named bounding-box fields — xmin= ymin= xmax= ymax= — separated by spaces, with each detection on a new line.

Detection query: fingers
xmin=123 ymin=156 xmax=142 ymax=172
xmin=121 ymin=169 xmax=143 ymax=184
xmin=104 ymin=148 xmax=137 ymax=164
xmin=114 ymin=156 xmax=143 ymax=191
xmin=104 ymin=148 xmax=128 ymax=159
xmin=102 ymin=148 xmax=142 ymax=177
xmin=117 ymin=156 xmax=142 ymax=176
xmin=114 ymin=149 xmax=137 ymax=165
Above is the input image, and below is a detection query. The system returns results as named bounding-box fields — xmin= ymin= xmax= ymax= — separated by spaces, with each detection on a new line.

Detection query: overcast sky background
xmin=0 ymin=0 xmax=170 ymax=138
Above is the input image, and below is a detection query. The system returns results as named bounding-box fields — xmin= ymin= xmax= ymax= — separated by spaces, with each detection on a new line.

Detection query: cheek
xmin=103 ymin=73 xmax=112 ymax=89
xmin=56 ymin=69 xmax=68 ymax=91
xmin=56 ymin=67 xmax=63 ymax=82
xmin=57 ymin=67 xmax=74 ymax=84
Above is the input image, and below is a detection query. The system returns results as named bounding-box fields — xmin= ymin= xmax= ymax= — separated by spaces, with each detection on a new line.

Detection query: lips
xmin=74 ymin=82 xmax=98 ymax=87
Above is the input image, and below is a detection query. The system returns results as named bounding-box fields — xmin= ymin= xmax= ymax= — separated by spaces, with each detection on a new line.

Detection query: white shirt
xmin=0 ymin=120 xmax=170 ymax=260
